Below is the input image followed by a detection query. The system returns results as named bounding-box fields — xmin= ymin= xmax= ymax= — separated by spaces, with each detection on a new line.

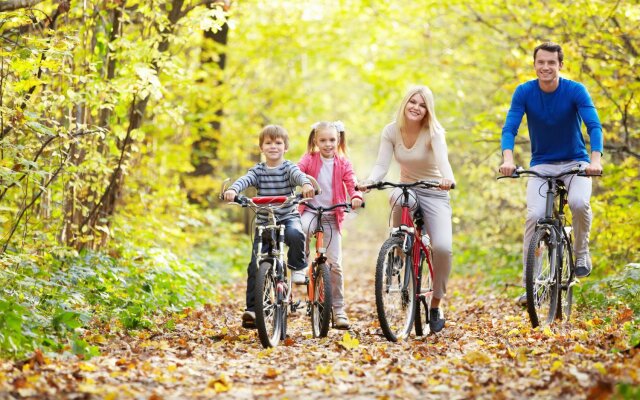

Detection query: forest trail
xmin=1 ymin=217 xmax=638 ymax=399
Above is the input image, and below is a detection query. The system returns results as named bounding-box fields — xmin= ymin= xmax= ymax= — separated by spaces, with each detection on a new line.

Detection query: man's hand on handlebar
xmin=499 ymin=161 xmax=517 ymax=177
xmin=585 ymin=160 xmax=603 ymax=176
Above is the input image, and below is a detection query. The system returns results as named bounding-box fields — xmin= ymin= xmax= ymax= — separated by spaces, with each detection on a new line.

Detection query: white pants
xmin=390 ymin=187 xmax=453 ymax=299
xmin=301 ymin=211 xmax=345 ymax=313
xmin=522 ymin=161 xmax=592 ymax=283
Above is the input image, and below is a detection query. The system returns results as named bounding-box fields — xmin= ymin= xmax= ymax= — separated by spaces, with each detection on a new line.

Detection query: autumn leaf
xmin=463 ymin=351 xmax=492 ymax=365
xmin=338 ymin=332 xmax=359 ymax=350
xmin=263 ymin=368 xmax=279 ymax=379
xmin=208 ymin=375 xmax=232 ymax=393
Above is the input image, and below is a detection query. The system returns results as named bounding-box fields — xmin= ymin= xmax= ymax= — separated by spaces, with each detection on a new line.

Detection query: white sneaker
xmin=292 ymin=268 xmax=308 ymax=285
xmin=333 ymin=312 xmax=350 ymax=330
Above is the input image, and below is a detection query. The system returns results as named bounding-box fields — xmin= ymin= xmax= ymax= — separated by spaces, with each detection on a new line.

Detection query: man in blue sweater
xmin=499 ymin=42 xmax=604 ymax=305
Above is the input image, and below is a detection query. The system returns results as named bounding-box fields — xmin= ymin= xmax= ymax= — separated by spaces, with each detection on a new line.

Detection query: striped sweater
xmin=229 ymin=160 xmax=311 ymax=222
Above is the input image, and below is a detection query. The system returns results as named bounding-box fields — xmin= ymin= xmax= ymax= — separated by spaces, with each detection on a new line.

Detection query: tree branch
xmin=1 ymin=148 xmax=69 ymax=253
xmin=0 ymin=129 xmax=101 ymax=203
xmin=0 ymin=0 xmax=43 ymax=12
xmin=603 ymin=143 xmax=640 ymax=160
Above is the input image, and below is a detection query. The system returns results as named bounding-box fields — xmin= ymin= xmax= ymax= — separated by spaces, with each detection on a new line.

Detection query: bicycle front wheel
xmin=525 ymin=229 xmax=559 ymax=328
xmin=415 ymin=252 xmax=432 ymax=336
xmin=255 ymin=262 xmax=282 ymax=348
xmin=310 ymin=263 xmax=332 ymax=338
xmin=375 ymin=236 xmax=416 ymax=342
xmin=557 ymin=241 xmax=574 ymax=321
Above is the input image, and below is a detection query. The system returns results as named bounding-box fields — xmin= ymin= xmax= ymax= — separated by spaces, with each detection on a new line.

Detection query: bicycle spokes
xmin=375 ymin=237 xmax=416 ymax=342
xmin=311 ymin=264 xmax=332 ymax=338
xmin=526 ymin=230 xmax=559 ymax=328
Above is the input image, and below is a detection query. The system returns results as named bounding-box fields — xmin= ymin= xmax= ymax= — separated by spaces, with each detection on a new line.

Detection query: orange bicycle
xmin=303 ymin=202 xmax=360 ymax=336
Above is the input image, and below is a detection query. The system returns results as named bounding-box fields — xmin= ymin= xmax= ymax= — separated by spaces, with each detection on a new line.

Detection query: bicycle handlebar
xmin=497 ymin=166 xmax=602 ymax=180
xmin=303 ymin=201 xmax=365 ymax=212
xmin=231 ymin=193 xmax=305 ymax=209
xmin=360 ymin=180 xmax=455 ymax=191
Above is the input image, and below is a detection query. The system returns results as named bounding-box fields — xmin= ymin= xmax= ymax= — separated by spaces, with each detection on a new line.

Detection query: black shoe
xmin=241 ymin=310 xmax=256 ymax=329
xmin=429 ymin=308 xmax=445 ymax=333
xmin=575 ymin=256 xmax=592 ymax=278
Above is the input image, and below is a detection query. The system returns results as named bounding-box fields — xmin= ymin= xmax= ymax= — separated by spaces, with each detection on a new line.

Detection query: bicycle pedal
xmin=291 ymin=300 xmax=302 ymax=311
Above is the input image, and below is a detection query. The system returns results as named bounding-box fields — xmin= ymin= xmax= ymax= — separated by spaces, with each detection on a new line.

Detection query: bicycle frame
xmin=254 ymin=217 xmax=289 ymax=304
xmin=222 ymin=191 xmax=303 ymax=312
xmin=395 ymin=189 xmax=435 ymax=301
xmin=304 ymin=202 xmax=353 ymax=301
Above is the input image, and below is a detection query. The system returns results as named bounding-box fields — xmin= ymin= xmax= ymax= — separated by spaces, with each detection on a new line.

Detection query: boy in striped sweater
xmin=224 ymin=125 xmax=314 ymax=328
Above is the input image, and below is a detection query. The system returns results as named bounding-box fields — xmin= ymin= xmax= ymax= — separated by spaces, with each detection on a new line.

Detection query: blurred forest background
xmin=0 ymin=0 xmax=638 ymax=358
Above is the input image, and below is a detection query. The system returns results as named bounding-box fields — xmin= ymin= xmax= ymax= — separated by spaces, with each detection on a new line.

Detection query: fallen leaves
xmin=0 ymin=265 xmax=638 ymax=399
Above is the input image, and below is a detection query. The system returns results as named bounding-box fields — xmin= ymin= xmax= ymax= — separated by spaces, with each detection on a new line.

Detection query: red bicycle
xmin=362 ymin=180 xmax=452 ymax=341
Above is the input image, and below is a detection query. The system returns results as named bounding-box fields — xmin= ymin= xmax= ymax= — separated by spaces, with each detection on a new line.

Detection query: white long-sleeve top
xmin=367 ymin=122 xmax=455 ymax=183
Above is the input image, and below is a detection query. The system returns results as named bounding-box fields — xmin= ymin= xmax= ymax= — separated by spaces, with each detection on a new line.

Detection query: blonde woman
xmin=360 ymin=85 xmax=455 ymax=332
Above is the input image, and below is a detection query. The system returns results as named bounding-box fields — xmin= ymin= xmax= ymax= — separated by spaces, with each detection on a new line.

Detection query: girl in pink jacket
xmin=298 ymin=121 xmax=363 ymax=329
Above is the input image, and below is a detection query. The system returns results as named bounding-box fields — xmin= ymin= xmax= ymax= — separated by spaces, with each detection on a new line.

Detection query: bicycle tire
xmin=415 ymin=252 xmax=432 ymax=336
xmin=255 ymin=261 xmax=282 ymax=348
xmin=311 ymin=263 xmax=332 ymax=338
xmin=525 ymin=228 xmax=559 ymax=328
xmin=557 ymin=240 xmax=574 ymax=321
xmin=375 ymin=236 xmax=416 ymax=342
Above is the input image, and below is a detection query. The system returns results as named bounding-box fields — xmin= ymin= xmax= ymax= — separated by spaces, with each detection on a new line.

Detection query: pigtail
xmin=306 ymin=123 xmax=319 ymax=154
xmin=333 ymin=120 xmax=348 ymax=155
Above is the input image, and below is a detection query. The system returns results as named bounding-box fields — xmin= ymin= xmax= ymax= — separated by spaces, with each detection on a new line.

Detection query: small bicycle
xmin=361 ymin=180 xmax=450 ymax=342
xmin=220 ymin=179 xmax=328 ymax=348
xmin=303 ymin=202 xmax=361 ymax=334
xmin=499 ymin=166 xmax=600 ymax=327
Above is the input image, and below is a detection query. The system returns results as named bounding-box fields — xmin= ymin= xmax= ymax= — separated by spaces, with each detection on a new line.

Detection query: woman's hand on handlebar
xmin=350 ymin=197 xmax=363 ymax=209
xmin=356 ymin=180 xmax=372 ymax=193
xmin=440 ymin=178 xmax=455 ymax=190
xmin=223 ymin=189 xmax=237 ymax=202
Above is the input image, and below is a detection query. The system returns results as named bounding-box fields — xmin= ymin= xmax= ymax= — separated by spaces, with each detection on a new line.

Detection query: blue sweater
xmin=501 ymin=78 xmax=603 ymax=166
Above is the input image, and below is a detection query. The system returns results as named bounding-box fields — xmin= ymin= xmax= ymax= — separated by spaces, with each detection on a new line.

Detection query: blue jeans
xmin=245 ymin=217 xmax=306 ymax=312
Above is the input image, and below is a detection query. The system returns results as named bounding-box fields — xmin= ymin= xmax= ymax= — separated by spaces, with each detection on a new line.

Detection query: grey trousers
xmin=522 ymin=161 xmax=592 ymax=283
xmin=390 ymin=187 xmax=453 ymax=299
xmin=301 ymin=211 xmax=346 ymax=313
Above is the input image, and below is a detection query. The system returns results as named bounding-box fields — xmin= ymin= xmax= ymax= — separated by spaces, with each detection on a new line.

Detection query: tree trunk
xmin=186 ymin=15 xmax=229 ymax=205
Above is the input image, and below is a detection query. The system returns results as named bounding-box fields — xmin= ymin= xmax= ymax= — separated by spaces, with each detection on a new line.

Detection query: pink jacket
xmin=298 ymin=152 xmax=363 ymax=233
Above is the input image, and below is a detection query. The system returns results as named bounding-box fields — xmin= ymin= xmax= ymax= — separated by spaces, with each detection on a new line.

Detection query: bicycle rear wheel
xmin=525 ymin=229 xmax=559 ymax=328
xmin=557 ymin=241 xmax=574 ymax=321
xmin=255 ymin=262 xmax=282 ymax=348
xmin=375 ymin=236 xmax=416 ymax=342
xmin=310 ymin=263 xmax=332 ymax=338
xmin=415 ymin=252 xmax=432 ymax=336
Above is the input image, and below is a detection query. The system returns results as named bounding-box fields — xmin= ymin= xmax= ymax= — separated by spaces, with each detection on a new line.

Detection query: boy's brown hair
xmin=259 ymin=124 xmax=289 ymax=148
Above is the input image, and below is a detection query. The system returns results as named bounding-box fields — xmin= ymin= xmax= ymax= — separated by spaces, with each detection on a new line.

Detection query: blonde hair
xmin=306 ymin=121 xmax=348 ymax=155
xmin=259 ymin=124 xmax=289 ymax=148
xmin=395 ymin=85 xmax=445 ymax=139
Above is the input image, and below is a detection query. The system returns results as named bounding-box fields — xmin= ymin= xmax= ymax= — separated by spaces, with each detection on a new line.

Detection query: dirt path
xmin=1 ymin=218 xmax=638 ymax=399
